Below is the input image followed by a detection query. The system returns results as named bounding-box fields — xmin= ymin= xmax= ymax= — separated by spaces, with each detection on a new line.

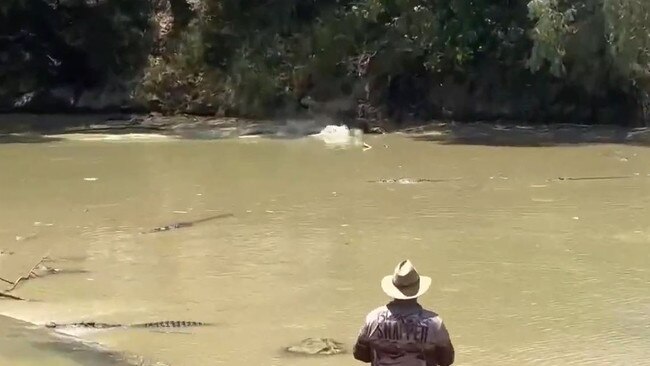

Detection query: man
xmin=353 ymin=260 xmax=455 ymax=366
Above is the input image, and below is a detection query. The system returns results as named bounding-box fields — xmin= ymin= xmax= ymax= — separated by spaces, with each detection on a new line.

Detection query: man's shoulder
xmin=362 ymin=304 xmax=443 ymax=323
xmin=420 ymin=307 xmax=440 ymax=319
xmin=363 ymin=305 xmax=389 ymax=322
xmin=419 ymin=308 xmax=444 ymax=327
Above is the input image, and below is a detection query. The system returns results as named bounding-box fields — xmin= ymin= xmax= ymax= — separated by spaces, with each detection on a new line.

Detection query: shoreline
xmin=1 ymin=112 xmax=649 ymax=146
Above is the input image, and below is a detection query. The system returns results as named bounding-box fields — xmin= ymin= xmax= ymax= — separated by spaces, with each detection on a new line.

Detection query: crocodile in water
xmin=553 ymin=175 xmax=636 ymax=182
xmin=45 ymin=320 xmax=211 ymax=330
xmin=31 ymin=264 xmax=89 ymax=278
xmin=284 ymin=338 xmax=347 ymax=356
xmin=141 ymin=213 xmax=234 ymax=234
xmin=368 ymin=178 xmax=459 ymax=185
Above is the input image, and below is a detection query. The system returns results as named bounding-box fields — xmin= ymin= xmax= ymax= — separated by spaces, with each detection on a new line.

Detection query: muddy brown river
xmin=1 ymin=128 xmax=649 ymax=365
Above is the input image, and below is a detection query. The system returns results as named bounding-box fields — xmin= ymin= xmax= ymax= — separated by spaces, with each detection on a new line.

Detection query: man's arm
xmin=352 ymin=323 xmax=372 ymax=363
xmin=433 ymin=320 xmax=454 ymax=366
xmin=423 ymin=318 xmax=454 ymax=366
xmin=433 ymin=340 xmax=454 ymax=366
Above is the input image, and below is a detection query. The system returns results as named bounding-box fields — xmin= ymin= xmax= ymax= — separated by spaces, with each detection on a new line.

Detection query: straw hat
xmin=381 ymin=260 xmax=431 ymax=300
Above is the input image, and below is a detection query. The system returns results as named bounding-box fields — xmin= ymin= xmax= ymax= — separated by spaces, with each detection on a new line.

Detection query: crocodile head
xmin=285 ymin=338 xmax=346 ymax=356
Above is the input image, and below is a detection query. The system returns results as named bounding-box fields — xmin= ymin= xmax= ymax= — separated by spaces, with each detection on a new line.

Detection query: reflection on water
xmin=0 ymin=132 xmax=649 ymax=365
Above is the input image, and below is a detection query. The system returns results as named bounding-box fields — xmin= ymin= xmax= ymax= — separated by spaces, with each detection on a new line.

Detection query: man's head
xmin=381 ymin=259 xmax=431 ymax=300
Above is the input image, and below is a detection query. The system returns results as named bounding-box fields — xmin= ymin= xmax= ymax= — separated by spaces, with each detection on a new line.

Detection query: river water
xmin=0 ymin=128 xmax=649 ymax=365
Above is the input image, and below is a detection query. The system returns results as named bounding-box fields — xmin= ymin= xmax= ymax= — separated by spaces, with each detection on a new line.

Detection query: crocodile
xmin=2 ymin=314 xmax=173 ymax=366
xmin=31 ymin=264 xmax=88 ymax=278
xmin=284 ymin=338 xmax=347 ymax=356
xmin=45 ymin=320 xmax=211 ymax=330
xmin=553 ymin=175 xmax=636 ymax=182
xmin=141 ymin=213 xmax=234 ymax=234
xmin=368 ymin=178 xmax=459 ymax=185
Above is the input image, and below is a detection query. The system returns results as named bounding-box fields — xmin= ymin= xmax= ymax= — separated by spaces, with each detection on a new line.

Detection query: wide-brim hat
xmin=381 ymin=259 xmax=431 ymax=300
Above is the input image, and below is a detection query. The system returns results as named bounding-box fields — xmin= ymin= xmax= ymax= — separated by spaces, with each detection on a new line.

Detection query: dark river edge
xmin=1 ymin=113 xmax=650 ymax=146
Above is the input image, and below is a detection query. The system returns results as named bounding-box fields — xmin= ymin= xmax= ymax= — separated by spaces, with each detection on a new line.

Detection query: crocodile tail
xmin=131 ymin=320 xmax=208 ymax=328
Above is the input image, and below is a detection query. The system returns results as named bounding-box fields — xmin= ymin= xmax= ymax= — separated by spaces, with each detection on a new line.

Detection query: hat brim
xmin=381 ymin=275 xmax=431 ymax=300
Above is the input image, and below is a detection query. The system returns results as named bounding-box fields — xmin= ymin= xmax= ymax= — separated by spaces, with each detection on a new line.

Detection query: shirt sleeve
xmin=353 ymin=318 xmax=373 ymax=363
xmin=430 ymin=318 xmax=454 ymax=366
xmin=435 ymin=320 xmax=452 ymax=345
xmin=357 ymin=321 xmax=370 ymax=339
xmin=359 ymin=308 xmax=381 ymax=340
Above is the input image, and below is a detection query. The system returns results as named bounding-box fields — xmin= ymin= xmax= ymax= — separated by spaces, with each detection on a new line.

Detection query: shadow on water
xmin=0 ymin=134 xmax=63 ymax=144
xmin=404 ymin=122 xmax=650 ymax=147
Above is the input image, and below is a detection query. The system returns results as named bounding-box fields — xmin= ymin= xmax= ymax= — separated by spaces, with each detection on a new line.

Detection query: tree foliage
xmin=0 ymin=0 xmax=152 ymax=99
xmin=1 ymin=0 xmax=649 ymax=125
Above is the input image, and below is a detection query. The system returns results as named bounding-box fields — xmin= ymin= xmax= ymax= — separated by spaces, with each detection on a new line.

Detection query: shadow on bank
xmin=402 ymin=122 xmax=650 ymax=148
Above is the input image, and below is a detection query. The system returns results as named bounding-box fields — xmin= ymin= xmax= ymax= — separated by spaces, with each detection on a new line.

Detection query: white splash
xmin=309 ymin=124 xmax=364 ymax=147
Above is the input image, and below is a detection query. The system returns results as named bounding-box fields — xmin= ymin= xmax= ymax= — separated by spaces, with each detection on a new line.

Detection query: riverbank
xmin=1 ymin=113 xmax=649 ymax=147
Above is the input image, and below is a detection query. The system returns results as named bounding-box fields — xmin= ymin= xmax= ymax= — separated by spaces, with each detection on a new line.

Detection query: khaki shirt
xmin=354 ymin=301 xmax=454 ymax=366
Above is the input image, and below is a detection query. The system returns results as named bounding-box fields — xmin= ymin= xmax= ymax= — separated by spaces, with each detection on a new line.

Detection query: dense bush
xmin=2 ymin=0 xmax=649 ymax=125
xmin=0 ymin=0 xmax=153 ymax=107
